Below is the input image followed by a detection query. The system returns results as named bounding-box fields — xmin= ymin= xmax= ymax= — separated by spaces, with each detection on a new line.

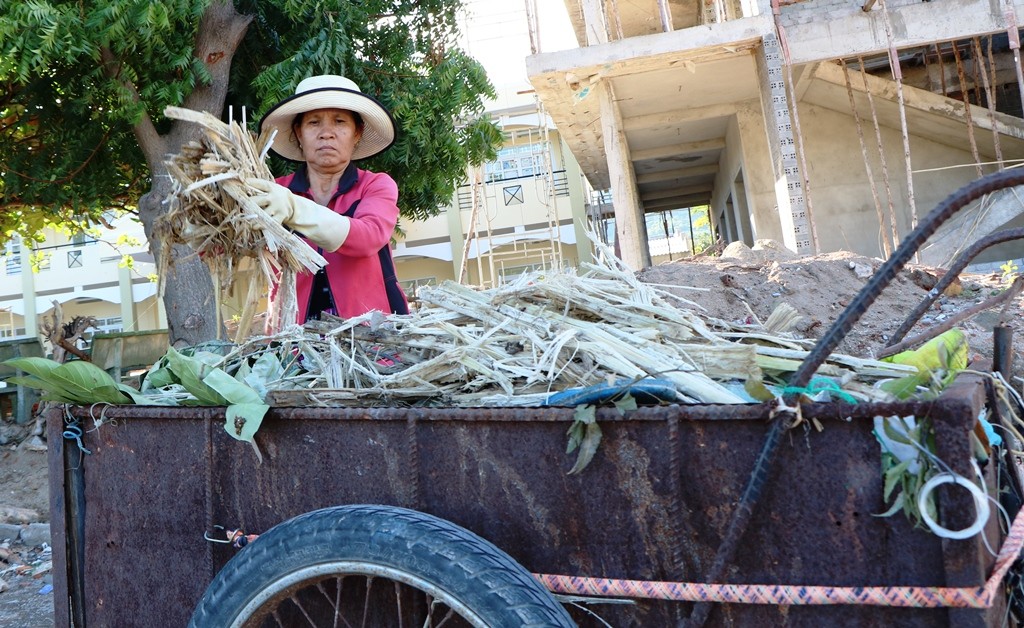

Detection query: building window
xmin=503 ymin=185 xmax=524 ymax=206
xmin=399 ymin=277 xmax=435 ymax=298
xmin=72 ymin=230 xmax=97 ymax=246
xmin=485 ymin=142 xmax=549 ymax=182
xmin=68 ymin=250 xmax=83 ymax=268
xmin=498 ymin=263 xmax=545 ymax=282
xmin=4 ymin=241 xmax=21 ymax=276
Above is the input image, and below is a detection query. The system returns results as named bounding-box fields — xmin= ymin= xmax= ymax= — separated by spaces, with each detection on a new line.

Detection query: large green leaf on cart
xmin=163 ymin=346 xmax=228 ymax=406
xmin=3 ymin=357 xmax=131 ymax=405
xmin=202 ymin=367 xmax=269 ymax=443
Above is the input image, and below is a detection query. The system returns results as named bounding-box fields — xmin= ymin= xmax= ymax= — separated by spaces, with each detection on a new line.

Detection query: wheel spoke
xmin=290 ymin=594 xmax=319 ymax=626
xmin=395 ymin=580 xmax=404 ymax=628
xmin=360 ymin=576 xmax=374 ymax=628
xmin=333 ymin=577 xmax=356 ymax=628
xmin=425 ymin=598 xmax=454 ymax=626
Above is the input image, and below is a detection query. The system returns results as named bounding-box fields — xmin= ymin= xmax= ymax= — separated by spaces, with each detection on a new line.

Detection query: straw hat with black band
xmin=259 ymin=75 xmax=396 ymax=162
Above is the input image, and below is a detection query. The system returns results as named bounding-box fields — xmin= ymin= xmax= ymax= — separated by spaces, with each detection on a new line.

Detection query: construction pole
xmin=459 ymin=167 xmax=484 ymax=284
xmin=953 ymin=41 xmax=985 ymax=179
xmin=859 ymin=57 xmax=902 ymax=250
xmin=842 ymin=59 xmax=892 ymax=257
xmin=657 ymin=0 xmax=674 ymax=32
xmin=523 ymin=0 xmax=539 ymax=54
xmin=879 ymin=0 xmax=918 ymax=234
xmin=978 ymin=36 xmax=1004 ymax=169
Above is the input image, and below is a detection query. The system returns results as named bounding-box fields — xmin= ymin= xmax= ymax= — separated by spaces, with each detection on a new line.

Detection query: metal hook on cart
xmin=204 ymin=524 xmax=259 ymax=549
xmin=204 ymin=525 xmax=231 ymax=543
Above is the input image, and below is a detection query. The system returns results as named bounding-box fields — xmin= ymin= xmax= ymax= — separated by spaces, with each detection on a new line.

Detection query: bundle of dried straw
xmin=160 ymin=106 xmax=324 ymax=341
xmin=214 ymin=238 xmax=916 ymax=408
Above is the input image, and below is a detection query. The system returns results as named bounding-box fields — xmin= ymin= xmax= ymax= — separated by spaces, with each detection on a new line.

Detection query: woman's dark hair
xmin=292 ymin=110 xmax=365 ymax=134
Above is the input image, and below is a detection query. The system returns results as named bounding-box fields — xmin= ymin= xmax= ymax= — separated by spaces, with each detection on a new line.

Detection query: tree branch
xmin=99 ymin=47 xmax=166 ymax=168
xmin=181 ymin=2 xmax=253 ymax=119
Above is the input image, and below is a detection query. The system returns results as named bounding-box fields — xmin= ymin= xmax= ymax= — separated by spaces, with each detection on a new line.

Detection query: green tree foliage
xmin=0 ymin=0 xmax=501 ymax=343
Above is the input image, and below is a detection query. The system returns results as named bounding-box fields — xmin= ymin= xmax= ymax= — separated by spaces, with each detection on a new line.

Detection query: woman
xmin=252 ymin=74 xmax=409 ymax=322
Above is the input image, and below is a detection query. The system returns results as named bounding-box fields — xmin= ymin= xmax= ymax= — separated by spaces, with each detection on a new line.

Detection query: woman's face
xmin=296 ymin=108 xmax=363 ymax=172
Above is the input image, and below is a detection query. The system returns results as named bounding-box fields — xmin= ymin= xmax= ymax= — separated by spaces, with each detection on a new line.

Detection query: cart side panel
xmin=48 ymin=386 xmax=1000 ymax=627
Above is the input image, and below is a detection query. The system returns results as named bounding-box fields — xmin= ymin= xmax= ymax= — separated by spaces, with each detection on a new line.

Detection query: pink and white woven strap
xmin=535 ymin=506 xmax=1024 ymax=608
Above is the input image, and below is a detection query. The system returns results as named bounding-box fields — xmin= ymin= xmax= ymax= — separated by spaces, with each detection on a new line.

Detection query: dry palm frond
xmin=159 ymin=106 xmax=326 ymax=341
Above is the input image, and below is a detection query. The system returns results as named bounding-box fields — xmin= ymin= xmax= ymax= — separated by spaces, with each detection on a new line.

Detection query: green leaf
xmin=573 ymin=404 xmax=596 ymax=425
xmin=880 ymin=374 xmax=926 ymax=399
xmin=566 ymin=420 xmax=584 ymax=454
xmin=203 ymin=367 xmax=262 ymax=405
xmin=51 ymin=361 xmax=131 ymax=404
xmin=566 ymin=404 xmax=596 ymax=455
xmin=744 ymin=378 xmax=776 ymax=402
xmin=568 ymin=422 xmax=602 ymax=475
xmin=140 ymin=365 xmax=176 ymax=391
xmin=613 ymin=394 xmax=637 ymax=414
xmin=223 ymin=403 xmax=269 ymax=443
xmin=6 ymin=375 xmax=82 ymax=404
xmin=116 ymin=383 xmax=172 ymax=406
xmin=5 ymin=358 xmax=129 ymax=404
xmin=881 ymin=417 xmax=914 ymax=446
xmin=4 ymin=357 xmax=60 ymax=379
xmin=164 ymin=346 xmax=227 ymax=405
xmin=873 ymin=492 xmax=905 ymax=518
xmin=883 ymin=458 xmax=912 ymax=501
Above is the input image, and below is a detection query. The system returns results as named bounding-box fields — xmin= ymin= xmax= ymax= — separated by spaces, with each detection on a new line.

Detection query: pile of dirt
xmin=639 ymin=240 xmax=1024 ymax=374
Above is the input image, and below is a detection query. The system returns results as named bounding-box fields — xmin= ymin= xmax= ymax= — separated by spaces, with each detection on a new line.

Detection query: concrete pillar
xmin=563 ymin=137 xmax=594 ymax=266
xmin=580 ymin=0 xmax=608 ymax=45
xmin=20 ymin=258 xmax=36 ymax=339
xmin=598 ymin=80 xmax=651 ymax=269
xmin=118 ymin=265 xmax=137 ymax=331
xmin=755 ymin=33 xmax=812 ymax=254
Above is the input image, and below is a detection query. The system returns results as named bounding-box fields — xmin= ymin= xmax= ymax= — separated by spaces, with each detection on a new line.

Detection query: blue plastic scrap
xmin=543 ymin=378 xmax=680 ymax=407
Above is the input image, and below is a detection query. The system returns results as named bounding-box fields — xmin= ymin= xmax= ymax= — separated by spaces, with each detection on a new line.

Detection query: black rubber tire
xmin=189 ymin=504 xmax=575 ymax=628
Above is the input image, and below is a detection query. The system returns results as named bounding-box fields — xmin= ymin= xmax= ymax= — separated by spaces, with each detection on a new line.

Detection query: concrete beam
xmin=642 ymin=183 xmax=714 ymax=201
xmin=643 ymin=193 xmax=713 ymax=212
xmin=623 ymin=103 xmax=737 ymax=131
xmin=784 ymin=0 xmax=1021 ymax=66
xmin=631 ymin=138 xmax=726 ymax=161
xmin=527 ymin=14 xmax=771 ymax=80
xmin=811 ymin=60 xmax=1024 ymax=143
xmin=636 ymin=164 xmax=719 ymax=184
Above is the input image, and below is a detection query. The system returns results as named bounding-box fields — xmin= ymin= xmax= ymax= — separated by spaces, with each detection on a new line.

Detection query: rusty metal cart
xmin=47 ymin=170 xmax=1024 ymax=626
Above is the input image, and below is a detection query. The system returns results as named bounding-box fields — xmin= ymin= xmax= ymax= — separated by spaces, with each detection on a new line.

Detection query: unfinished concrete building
xmin=526 ymin=0 xmax=1024 ymax=269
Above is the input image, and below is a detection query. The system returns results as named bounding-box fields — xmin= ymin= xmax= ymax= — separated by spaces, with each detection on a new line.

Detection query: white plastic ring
xmin=917 ymin=473 xmax=990 ymax=540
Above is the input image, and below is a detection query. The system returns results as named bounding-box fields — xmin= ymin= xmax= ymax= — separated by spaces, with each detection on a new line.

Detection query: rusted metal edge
xmin=63 ymin=397 xmax=964 ymax=424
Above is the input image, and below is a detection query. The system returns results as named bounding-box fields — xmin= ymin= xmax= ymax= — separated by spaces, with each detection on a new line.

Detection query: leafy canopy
xmin=0 ymin=0 xmax=501 ymax=247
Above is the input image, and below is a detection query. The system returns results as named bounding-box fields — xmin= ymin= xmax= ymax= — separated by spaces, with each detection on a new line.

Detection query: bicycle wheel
xmin=188 ymin=504 xmax=575 ymax=628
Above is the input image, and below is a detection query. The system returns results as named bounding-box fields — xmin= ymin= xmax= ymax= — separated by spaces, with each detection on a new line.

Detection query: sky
xmin=459 ymin=0 xmax=578 ymax=103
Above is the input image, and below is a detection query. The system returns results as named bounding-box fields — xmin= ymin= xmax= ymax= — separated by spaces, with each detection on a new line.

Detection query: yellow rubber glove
xmin=249 ymin=179 xmax=351 ymax=251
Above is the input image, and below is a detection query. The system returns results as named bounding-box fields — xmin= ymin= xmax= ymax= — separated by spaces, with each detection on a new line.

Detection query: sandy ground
xmin=0 ymin=239 xmax=1020 ymax=626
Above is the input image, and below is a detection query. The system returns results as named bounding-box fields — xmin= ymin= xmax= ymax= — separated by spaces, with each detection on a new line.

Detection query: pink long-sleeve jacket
xmin=276 ymin=163 xmax=409 ymax=322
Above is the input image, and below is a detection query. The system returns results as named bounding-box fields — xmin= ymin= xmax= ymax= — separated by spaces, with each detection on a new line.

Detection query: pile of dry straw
xmin=160 ymin=106 xmax=325 ymax=341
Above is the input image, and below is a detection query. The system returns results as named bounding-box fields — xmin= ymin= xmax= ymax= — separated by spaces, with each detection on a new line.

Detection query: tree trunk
xmin=135 ymin=1 xmax=253 ymax=347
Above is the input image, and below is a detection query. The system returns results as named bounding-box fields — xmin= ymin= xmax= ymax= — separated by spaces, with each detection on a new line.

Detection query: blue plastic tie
xmin=781 ymin=377 xmax=857 ymax=404
xmin=62 ymin=423 xmax=92 ymax=455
